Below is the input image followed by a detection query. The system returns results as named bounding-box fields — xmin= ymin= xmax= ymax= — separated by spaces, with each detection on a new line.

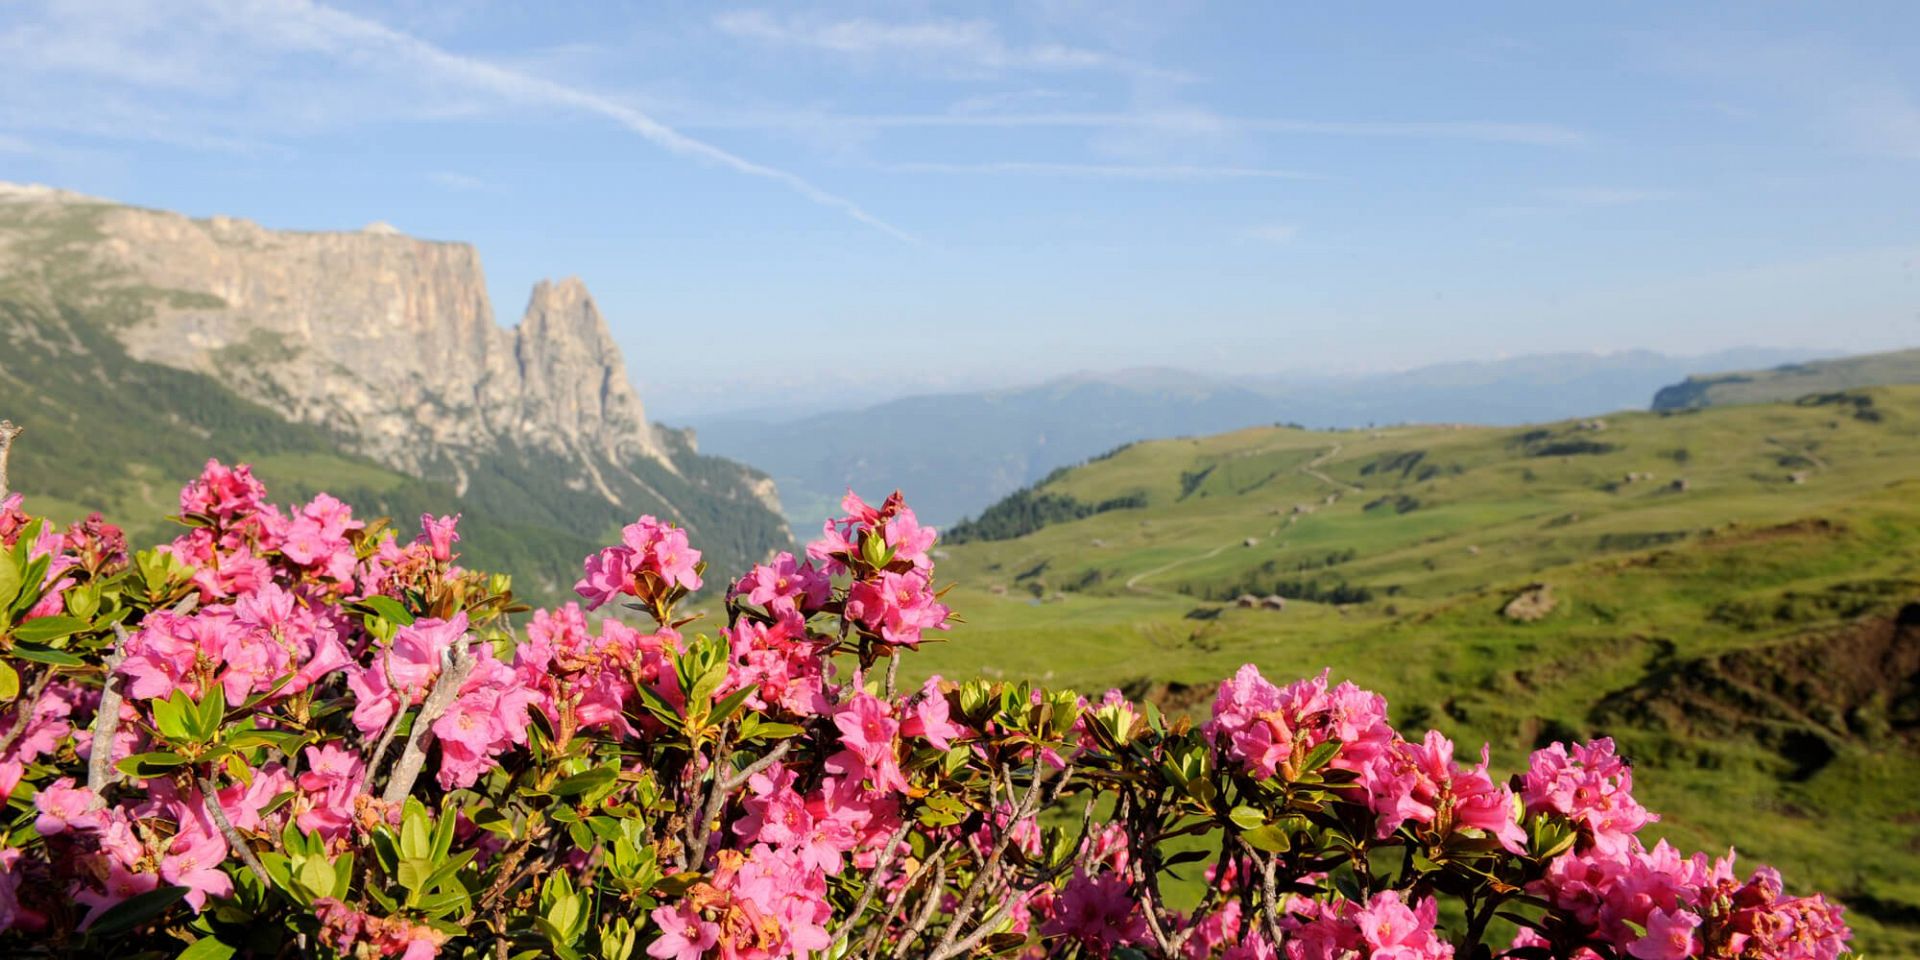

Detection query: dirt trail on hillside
xmin=1121 ymin=444 xmax=1357 ymax=596
xmin=1301 ymin=444 xmax=1361 ymax=492
xmin=1126 ymin=542 xmax=1234 ymax=595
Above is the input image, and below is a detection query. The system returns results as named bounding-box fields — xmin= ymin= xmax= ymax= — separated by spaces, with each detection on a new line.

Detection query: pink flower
xmin=844 ymin=569 xmax=949 ymax=648
xmin=1524 ymin=738 xmax=1655 ymax=855
xmin=159 ymin=822 xmax=232 ymax=911
xmin=74 ymin=861 xmax=161 ymax=930
xmin=347 ymin=614 xmax=468 ymax=736
xmin=647 ymin=903 xmax=719 ymax=960
xmin=417 ymin=513 xmax=460 ymax=563
xmin=33 ymin=778 xmax=102 ymax=835
xmin=731 ymin=552 xmax=830 ymax=619
xmin=1628 ymin=907 xmax=1701 ymax=960
xmin=1363 ymin=731 xmax=1527 ymax=854
xmin=831 ymin=693 xmax=907 ymax=793
xmin=900 ymin=676 xmax=967 ymax=750
xmin=1043 ymin=869 xmax=1147 ymax=953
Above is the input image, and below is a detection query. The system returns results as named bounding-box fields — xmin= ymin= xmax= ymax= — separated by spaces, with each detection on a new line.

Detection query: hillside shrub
xmin=0 ymin=463 xmax=1852 ymax=958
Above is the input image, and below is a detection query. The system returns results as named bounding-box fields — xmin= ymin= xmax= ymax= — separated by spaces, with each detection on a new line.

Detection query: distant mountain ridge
xmin=1651 ymin=347 xmax=1920 ymax=411
xmin=690 ymin=348 xmax=1825 ymax=529
xmin=0 ymin=183 xmax=790 ymax=597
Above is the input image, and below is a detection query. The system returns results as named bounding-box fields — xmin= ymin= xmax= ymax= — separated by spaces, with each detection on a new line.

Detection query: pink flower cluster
xmin=1209 ymin=665 xmax=1525 ymax=853
xmin=1245 ymin=889 xmax=1454 ymax=960
xmin=121 ymin=582 xmax=352 ymax=703
xmin=513 ymin=604 xmax=662 ymax=743
xmin=576 ymin=516 xmax=703 ymax=610
xmin=806 ymin=491 xmax=949 ymax=649
xmin=30 ymin=778 xmax=233 ymax=926
xmin=1532 ymin=840 xmax=1849 ymax=959
xmin=1521 ymin=737 xmax=1656 ymax=854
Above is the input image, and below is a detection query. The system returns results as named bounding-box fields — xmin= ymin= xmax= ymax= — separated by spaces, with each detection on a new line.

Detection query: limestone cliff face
xmin=0 ymin=186 xmax=684 ymax=496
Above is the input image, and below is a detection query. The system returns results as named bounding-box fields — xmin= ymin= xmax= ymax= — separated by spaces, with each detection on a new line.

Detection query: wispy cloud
xmin=427 ymin=170 xmax=495 ymax=192
xmin=1245 ymin=223 xmax=1299 ymax=243
xmin=1482 ymin=185 xmax=1670 ymax=217
xmin=0 ymin=0 xmax=911 ymax=240
xmin=712 ymin=9 xmax=1185 ymax=81
xmin=0 ymin=133 xmax=34 ymax=154
xmin=1537 ymin=186 xmax=1666 ymax=207
xmin=884 ymin=161 xmax=1318 ymax=181
xmin=689 ymin=110 xmax=1587 ymax=147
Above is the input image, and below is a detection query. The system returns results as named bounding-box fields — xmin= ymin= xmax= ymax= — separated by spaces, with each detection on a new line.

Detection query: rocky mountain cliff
xmin=0 ymin=183 xmax=789 ymax=595
xmin=3 ymin=184 xmax=675 ymax=483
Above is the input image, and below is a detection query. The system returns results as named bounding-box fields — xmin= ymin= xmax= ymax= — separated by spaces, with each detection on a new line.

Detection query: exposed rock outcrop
xmin=0 ymin=185 xmax=729 ymax=508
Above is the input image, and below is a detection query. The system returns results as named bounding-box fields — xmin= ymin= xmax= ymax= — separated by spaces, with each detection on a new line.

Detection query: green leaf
xmin=1300 ymin=739 xmax=1342 ymax=775
xmin=360 ymin=595 xmax=415 ymax=626
xmin=175 ymin=936 xmax=239 ymax=960
xmin=0 ymin=661 xmax=18 ymax=702
xmin=397 ymin=857 xmax=433 ymax=896
xmin=295 ymin=855 xmax=336 ymax=900
xmin=10 ymin=615 xmax=88 ymax=645
xmin=400 ymin=799 xmax=432 ymax=860
xmin=116 ymin=751 xmax=192 ymax=779
xmin=550 ymin=767 xmax=618 ymax=798
xmin=423 ymin=848 xmax=478 ymax=891
xmin=8 ymin=641 xmax=85 ymax=666
xmin=1242 ymin=824 xmax=1292 ymax=853
xmin=87 ymin=884 xmax=190 ymax=938
xmin=152 ymin=691 xmax=195 ymax=740
xmin=193 ymin=685 xmax=227 ymax=742
xmin=431 ymin=803 xmax=458 ymax=861
xmin=634 ymin=682 xmax=682 ymax=728
xmin=710 ymin=684 xmax=756 ymax=727
xmin=1228 ymin=805 xmax=1267 ymax=831
xmin=0 ymin=547 xmax=22 ymax=612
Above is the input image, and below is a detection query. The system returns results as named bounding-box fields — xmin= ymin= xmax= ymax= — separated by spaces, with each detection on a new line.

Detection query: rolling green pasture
xmin=914 ymin=386 xmax=1920 ymax=955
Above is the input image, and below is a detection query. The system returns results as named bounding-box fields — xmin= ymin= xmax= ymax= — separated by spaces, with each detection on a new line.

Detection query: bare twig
xmin=0 ymin=420 xmax=21 ymax=499
xmin=381 ymin=638 xmax=477 ymax=805
xmin=926 ymin=891 xmax=1026 ymax=960
xmin=0 ymin=669 xmax=56 ymax=756
xmin=883 ymin=654 xmax=900 ymax=699
xmin=828 ymin=821 xmax=915 ymax=955
xmin=858 ymin=832 xmax=958 ymax=959
xmin=928 ymin=763 xmax=1053 ymax=960
xmin=1242 ymin=841 xmax=1285 ymax=950
xmin=364 ymin=698 xmax=409 ymax=785
xmin=199 ymin=776 xmax=271 ymax=886
xmin=721 ymin=740 xmax=792 ymax=793
xmin=1122 ymin=786 xmax=1188 ymax=957
xmin=85 ymin=627 xmax=130 ymax=797
xmin=683 ymin=734 xmax=736 ymax=869
xmin=889 ymin=856 xmax=948 ymax=960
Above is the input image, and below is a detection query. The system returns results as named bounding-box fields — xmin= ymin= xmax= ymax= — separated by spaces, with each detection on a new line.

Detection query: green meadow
xmin=911 ymin=385 xmax=1920 ymax=955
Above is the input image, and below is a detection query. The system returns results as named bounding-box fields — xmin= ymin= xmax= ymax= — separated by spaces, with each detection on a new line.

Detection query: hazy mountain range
xmin=690 ymin=348 xmax=1830 ymax=529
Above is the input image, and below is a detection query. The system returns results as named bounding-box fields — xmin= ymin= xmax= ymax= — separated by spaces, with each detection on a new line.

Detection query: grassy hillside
xmin=690 ymin=349 xmax=1822 ymax=531
xmin=1653 ymin=346 xmax=1920 ymax=410
xmin=917 ymin=386 xmax=1920 ymax=955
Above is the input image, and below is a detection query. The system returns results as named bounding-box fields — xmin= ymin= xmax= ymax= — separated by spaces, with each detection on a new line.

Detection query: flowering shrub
xmin=0 ymin=465 xmax=1851 ymax=958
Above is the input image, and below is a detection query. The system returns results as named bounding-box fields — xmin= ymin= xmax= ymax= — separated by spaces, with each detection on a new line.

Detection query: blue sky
xmin=3 ymin=1 xmax=1918 ymax=418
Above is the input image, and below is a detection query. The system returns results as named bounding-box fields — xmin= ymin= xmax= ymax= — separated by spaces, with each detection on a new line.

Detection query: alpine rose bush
xmin=0 ymin=467 xmax=1850 ymax=958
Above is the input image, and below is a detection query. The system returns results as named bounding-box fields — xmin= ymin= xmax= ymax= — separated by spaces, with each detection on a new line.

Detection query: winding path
xmin=1300 ymin=443 xmax=1360 ymax=493
xmin=1125 ymin=541 xmax=1234 ymax=595
xmin=1121 ymin=443 xmax=1360 ymax=596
